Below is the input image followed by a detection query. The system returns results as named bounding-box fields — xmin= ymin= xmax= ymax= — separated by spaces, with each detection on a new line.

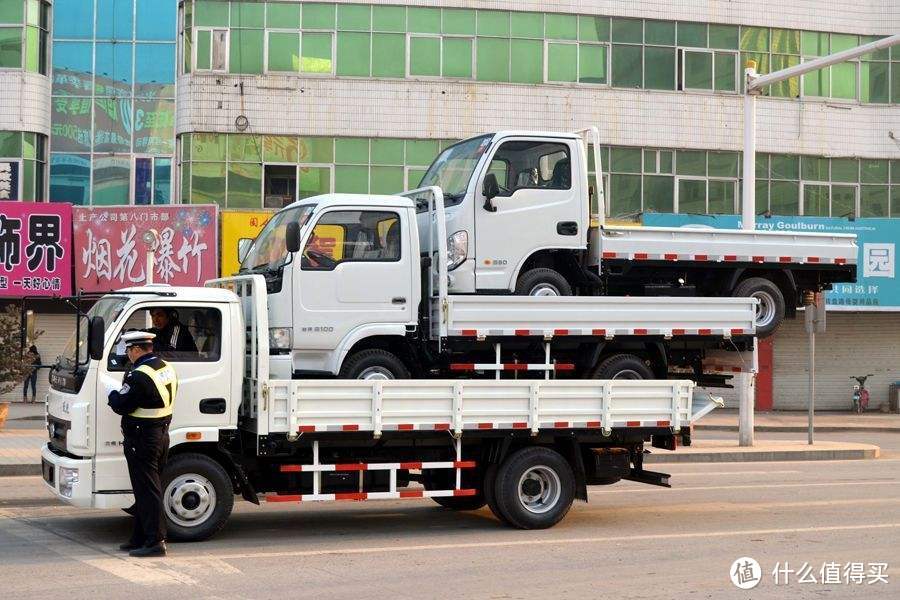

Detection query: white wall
xmin=0 ymin=72 xmax=51 ymax=135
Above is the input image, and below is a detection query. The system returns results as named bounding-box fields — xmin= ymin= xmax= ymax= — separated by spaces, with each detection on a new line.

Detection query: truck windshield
xmin=59 ymin=296 xmax=128 ymax=369
xmin=419 ymin=134 xmax=492 ymax=204
xmin=240 ymin=204 xmax=315 ymax=272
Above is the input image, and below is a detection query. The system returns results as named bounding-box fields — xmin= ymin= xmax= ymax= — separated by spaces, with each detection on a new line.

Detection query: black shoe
xmin=119 ymin=541 xmax=142 ymax=552
xmin=122 ymin=504 xmax=136 ymax=516
xmin=129 ymin=541 xmax=167 ymax=558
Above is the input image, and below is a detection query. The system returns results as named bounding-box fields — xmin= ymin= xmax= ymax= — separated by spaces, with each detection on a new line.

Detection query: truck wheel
xmin=339 ymin=349 xmax=410 ymax=380
xmin=494 ymin=446 xmax=575 ymax=529
xmin=591 ymin=353 xmax=654 ymax=380
xmin=515 ymin=268 xmax=572 ymax=297
xmin=483 ymin=462 xmax=509 ymax=524
xmin=162 ymin=453 xmax=234 ymax=542
xmin=732 ymin=277 xmax=785 ymax=337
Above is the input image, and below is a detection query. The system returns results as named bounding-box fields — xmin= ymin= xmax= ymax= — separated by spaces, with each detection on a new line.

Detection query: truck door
xmin=294 ymin=208 xmax=414 ymax=371
xmin=474 ymin=138 xmax=582 ymax=291
xmin=93 ymin=303 xmax=231 ymax=492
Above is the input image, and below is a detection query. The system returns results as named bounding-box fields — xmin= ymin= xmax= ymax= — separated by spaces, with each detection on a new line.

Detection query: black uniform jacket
xmin=108 ymin=354 xmax=171 ymax=426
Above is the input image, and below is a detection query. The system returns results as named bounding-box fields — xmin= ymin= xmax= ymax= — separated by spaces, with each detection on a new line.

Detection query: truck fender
xmin=168 ymin=438 xmax=260 ymax=505
xmin=725 ymin=268 xmax=797 ymax=296
xmin=510 ymin=246 xmax=586 ymax=292
xmin=330 ymin=323 xmax=412 ymax=374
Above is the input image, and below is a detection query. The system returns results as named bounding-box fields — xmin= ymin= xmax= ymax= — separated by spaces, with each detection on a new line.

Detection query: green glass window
xmin=408 ymin=7 xmax=439 ymax=34
xmin=802 ymin=156 xmax=829 ymax=181
xmin=831 ymin=185 xmax=856 ymax=218
xmin=893 ymin=63 xmax=900 ymax=103
xmin=301 ymin=32 xmax=333 ymax=73
xmin=268 ymin=32 xmax=299 ymax=72
xmin=579 ymin=16 xmax=609 ymax=43
xmin=770 ymin=54 xmax=800 ymax=97
xmin=803 ymin=184 xmax=829 ymax=216
xmin=92 ymin=156 xmax=131 ymax=206
xmin=860 ymin=61 xmax=890 ymax=103
xmin=25 ymin=25 xmax=39 ymax=72
xmin=741 ymin=51 xmax=769 ymax=76
xmin=740 ymin=27 xmax=769 ymax=51
xmin=0 ymin=27 xmax=22 ymax=68
xmin=709 ymin=24 xmax=739 ymax=49
xmin=443 ymin=9 xmax=475 ymax=35
xmin=832 ymin=61 xmax=857 ymax=99
xmin=545 ymin=14 xmax=577 ymax=40
xmin=861 ymin=159 xmax=889 ymax=184
xmin=708 ymin=152 xmax=739 ymax=177
xmin=477 ymin=11 xmax=509 ymax=37
xmin=409 ymin=36 xmax=439 ymax=76
xmin=22 ymin=132 xmax=34 ymax=158
xmin=659 ymin=151 xmax=673 ymax=173
xmin=370 ymin=166 xmax=404 ymax=194
xmin=510 ymin=12 xmax=542 ymax=39
xmin=677 ymin=179 xmax=706 ymax=213
xmin=300 ymin=137 xmax=333 ymax=163
xmin=579 ymin=43 xmax=607 ymax=84
xmin=335 ymin=138 xmax=368 ymax=164
xmin=547 ymin=42 xmax=576 ymax=82
xmin=337 ymin=4 xmax=370 ymax=31
xmin=892 ymin=186 xmax=900 ymax=217
xmin=677 ymin=22 xmax=707 ymax=48
xmin=266 ymin=3 xmax=301 ymax=29
xmin=644 ymin=46 xmax=675 ymax=90
xmin=803 ymin=63 xmax=829 ymax=97
xmin=372 ymin=33 xmax=404 ymax=78
xmin=0 ymin=1 xmax=23 ymax=23
xmin=611 ymin=44 xmax=642 ymax=88
xmin=510 ymin=39 xmax=542 ymax=84
xmin=830 ymin=33 xmax=858 ymax=53
xmin=755 ymin=153 xmax=769 ymax=178
xmin=336 ymin=32 xmax=370 ymax=76
xmin=676 ymin=150 xmax=706 ymax=176
xmin=645 ymin=20 xmax=675 ymax=46
xmin=683 ymin=50 xmax=712 ymax=89
xmin=180 ymin=162 xmax=191 ymax=202
xmin=861 ymin=185 xmax=889 ymax=217
xmin=443 ymin=37 xmax=473 ymax=78
xmin=227 ymin=163 xmax=262 ymax=208
xmin=193 ymin=133 xmax=227 ymax=161
xmin=22 ymin=159 xmax=34 ymax=201
xmin=228 ymin=134 xmax=262 ymax=162
xmin=892 ymin=160 xmax=900 ymax=183
xmin=302 ymin=3 xmax=335 ymax=30
xmin=714 ymin=51 xmax=737 ymax=91
xmin=610 ymin=18 xmax=641 ymax=44
xmin=801 ymin=31 xmax=828 ymax=56
xmin=708 ymin=180 xmax=736 ymax=214
xmin=830 ymin=159 xmax=858 ymax=183
xmin=610 ymin=174 xmax=641 ymax=216
xmin=0 ymin=131 xmax=21 ymax=156
xmin=230 ymin=29 xmax=264 ymax=74
xmin=643 ymin=175 xmax=674 ymax=212
xmin=476 ymin=37 xmax=509 ymax=82
xmin=263 ymin=135 xmax=299 ymax=162
xmin=335 ymin=165 xmax=369 ymax=193
xmin=299 ymin=166 xmax=331 ymax=199
xmin=770 ymin=29 xmax=800 ymax=54
xmin=643 ymin=150 xmax=656 ymax=173
xmin=195 ymin=2 xmax=228 ymax=27
xmin=610 ymin=147 xmax=641 ymax=172
xmin=755 ymin=181 xmax=769 ymax=213
xmin=372 ymin=6 xmax=405 ymax=32
xmin=770 ymin=155 xmax=799 ymax=180
xmin=370 ymin=138 xmax=404 ymax=165
xmin=231 ymin=3 xmax=264 ymax=28
xmin=406 ymin=139 xmax=440 ymax=166
xmin=770 ymin=181 xmax=799 ymax=215
xmin=406 ymin=168 xmax=426 ymax=190
xmin=191 ymin=162 xmax=227 ymax=206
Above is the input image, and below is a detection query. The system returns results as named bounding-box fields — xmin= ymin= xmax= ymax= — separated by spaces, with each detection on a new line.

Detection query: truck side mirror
xmin=285 ymin=221 xmax=302 ymax=253
xmin=237 ymin=238 xmax=253 ymax=263
xmin=482 ymin=173 xmax=499 ymax=212
xmin=88 ymin=316 xmax=105 ymax=361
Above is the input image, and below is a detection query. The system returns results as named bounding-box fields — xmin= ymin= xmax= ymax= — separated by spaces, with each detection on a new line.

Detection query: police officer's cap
xmin=120 ymin=330 xmax=156 ymax=348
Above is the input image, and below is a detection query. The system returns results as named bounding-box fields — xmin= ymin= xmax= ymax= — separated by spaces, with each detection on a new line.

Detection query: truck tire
xmin=515 ymin=268 xmax=572 ymax=297
xmin=483 ymin=462 xmax=510 ymax=524
xmin=339 ymin=349 xmax=410 ymax=380
xmin=732 ymin=277 xmax=785 ymax=337
xmin=494 ymin=446 xmax=575 ymax=529
xmin=591 ymin=353 xmax=654 ymax=380
xmin=162 ymin=453 xmax=234 ymax=542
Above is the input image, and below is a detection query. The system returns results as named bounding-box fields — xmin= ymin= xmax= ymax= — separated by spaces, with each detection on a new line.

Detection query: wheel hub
xmin=165 ymin=474 xmax=216 ymax=528
xmin=518 ymin=465 xmax=562 ymax=514
xmin=358 ymin=366 xmax=395 ymax=380
xmin=751 ymin=290 xmax=776 ymax=327
xmin=530 ymin=284 xmax=561 ymax=297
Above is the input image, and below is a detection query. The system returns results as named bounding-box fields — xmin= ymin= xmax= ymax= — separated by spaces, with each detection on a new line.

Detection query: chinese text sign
xmin=0 ymin=201 xmax=72 ymax=296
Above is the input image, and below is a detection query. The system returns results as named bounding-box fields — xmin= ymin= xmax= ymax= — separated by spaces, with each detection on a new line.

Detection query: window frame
xmin=193 ymin=26 xmax=229 ymax=73
xmin=488 ymin=140 xmax=574 ymax=196
xmin=300 ymin=208 xmax=403 ymax=271
xmin=264 ymin=28 xmax=301 ymax=74
xmin=678 ymin=47 xmax=714 ymax=92
xmin=406 ymin=32 xmax=442 ymax=79
xmin=543 ymin=39 xmax=610 ymax=86
xmin=133 ymin=154 xmax=173 ymax=205
xmin=298 ymin=30 xmax=336 ymax=76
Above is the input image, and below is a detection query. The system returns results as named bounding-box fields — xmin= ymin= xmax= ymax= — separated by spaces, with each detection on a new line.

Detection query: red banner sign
xmin=0 ymin=201 xmax=72 ymax=296
xmin=74 ymin=206 xmax=218 ymax=292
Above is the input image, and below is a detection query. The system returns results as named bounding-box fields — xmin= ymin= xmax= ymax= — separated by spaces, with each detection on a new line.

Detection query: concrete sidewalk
xmin=696 ymin=408 xmax=900 ymax=433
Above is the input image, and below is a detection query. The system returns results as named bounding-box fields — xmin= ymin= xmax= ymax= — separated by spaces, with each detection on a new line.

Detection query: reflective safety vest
xmin=129 ymin=362 xmax=178 ymax=419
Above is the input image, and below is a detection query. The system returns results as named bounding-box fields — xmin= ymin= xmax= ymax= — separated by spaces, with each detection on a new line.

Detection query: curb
xmin=645 ymin=447 xmax=879 ymax=463
xmin=695 ymin=425 xmax=900 ymax=434
xmin=0 ymin=464 xmax=41 ymax=476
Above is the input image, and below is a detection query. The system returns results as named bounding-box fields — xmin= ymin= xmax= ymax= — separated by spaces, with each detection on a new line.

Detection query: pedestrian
xmin=107 ymin=331 xmax=178 ymax=558
xmin=22 ymin=345 xmax=41 ymax=403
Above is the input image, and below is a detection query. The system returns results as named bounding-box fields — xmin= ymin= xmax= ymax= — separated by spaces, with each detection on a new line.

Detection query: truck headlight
xmin=269 ymin=327 xmax=293 ymax=350
xmin=447 ymin=231 xmax=468 ymax=271
xmin=59 ymin=467 xmax=79 ymax=498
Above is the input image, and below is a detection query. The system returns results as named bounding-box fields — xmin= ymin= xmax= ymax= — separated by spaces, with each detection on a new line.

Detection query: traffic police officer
xmin=108 ymin=331 xmax=178 ymax=558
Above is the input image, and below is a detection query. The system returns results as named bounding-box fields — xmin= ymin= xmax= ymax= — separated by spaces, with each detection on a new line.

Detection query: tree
xmin=0 ymin=305 xmax=43 ymax=395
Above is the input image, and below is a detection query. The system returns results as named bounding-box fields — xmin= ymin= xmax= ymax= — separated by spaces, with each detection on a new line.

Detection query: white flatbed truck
xmin=41 ymin=276 xmax=727 ymax=541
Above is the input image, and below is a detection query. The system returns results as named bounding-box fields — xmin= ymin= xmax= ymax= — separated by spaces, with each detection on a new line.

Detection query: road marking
xmin=206 ymin=522 xmax=900 ymax=561
xmin=589 ymin=480 xmax=900 ymax=494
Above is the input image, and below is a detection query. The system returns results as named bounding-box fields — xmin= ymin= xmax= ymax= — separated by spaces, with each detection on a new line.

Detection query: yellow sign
xmin=220 ymin=210 xmax=275 ymax=277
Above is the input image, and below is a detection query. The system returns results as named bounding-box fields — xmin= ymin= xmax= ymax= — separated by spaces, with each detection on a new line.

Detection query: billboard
xmin=220 ymin=210 xmax=273 ymax=277
xmin=74 ymin=205 xmax=218 ymax=292
xmin=642 ymin=213 xmax=900 ymax=311
xmin=0 ymin=201 xmax=72 ymax=296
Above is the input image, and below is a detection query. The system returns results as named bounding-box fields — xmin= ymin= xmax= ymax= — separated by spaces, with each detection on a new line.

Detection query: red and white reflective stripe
xmin=299 ymin=423 xmax=453 ymax=433
xmin=605 ymin=420 xmax=674 ymax=428
xmin=448 ymin=328 xmax=737 ymax=339
xmin=450 ymin=362 xmax=575 ymax=372
xmin=600 ymin=252 xmax=855 ymax=265
xmin=266 ymin=488 xmax=478 ymax=503
xmin=279 ymin=460 xmax=476 ymax=473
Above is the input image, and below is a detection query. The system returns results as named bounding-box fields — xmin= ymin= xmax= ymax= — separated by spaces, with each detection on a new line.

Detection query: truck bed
xmin=262 ymin=378 xmax=710 ymax=436
xmin=589 ymin=225 xmax=857 ymax=267
xmin=444 ymin=295 xmax=756 ymax=338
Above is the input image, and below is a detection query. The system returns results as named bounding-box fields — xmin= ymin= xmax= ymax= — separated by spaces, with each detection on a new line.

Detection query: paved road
xmin=2 ymin=431 xmax=899 ymax=599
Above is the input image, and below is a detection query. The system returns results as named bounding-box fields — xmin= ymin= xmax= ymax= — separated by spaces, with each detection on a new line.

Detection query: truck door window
xmin=490 ymin=141 xmax=571 ymax=196
xmin=107 ymin=306 xmax=222 ymax=370
xmin=302 ymin=210 xmax=401 ymax=270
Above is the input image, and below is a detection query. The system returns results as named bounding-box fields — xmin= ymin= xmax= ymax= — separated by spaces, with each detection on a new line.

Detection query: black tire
xmin=339 ymin=349 xmax=410 ymax=380
xmin=483 ymin=462 xmax=509 ymax=523
xmin=162 ymin=453 xmax=234 ymax=542
xmin=515 ymin=268 xmax=573 ymax=297
xmin=590 ymin=353 xmax=654 ymax=380
xmin=732 ymin=276 xmax=785 ymax=338
xmin=494 ymin=446 xmax=575 ymax=530
xmin=424 ymin=468 xmax=486 ymax=511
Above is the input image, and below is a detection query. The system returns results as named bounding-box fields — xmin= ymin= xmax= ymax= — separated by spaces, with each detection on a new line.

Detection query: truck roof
xmin=281 ymin=193 xmax=415 ymax=213
xmin=490 ymin=130 xmax=581 ymax=141
xmin=112 ymin=285 xmax=239 ymax=303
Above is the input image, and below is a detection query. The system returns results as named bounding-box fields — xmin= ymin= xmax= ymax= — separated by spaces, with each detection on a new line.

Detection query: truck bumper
xmin=40 ymin=444 xmax=133 ymax=509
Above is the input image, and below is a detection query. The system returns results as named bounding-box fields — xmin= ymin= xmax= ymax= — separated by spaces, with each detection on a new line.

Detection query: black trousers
xmin=23 ymin=372 xmax=36 ymax=399
xmin=123 ymin=418 xmax=170 ymax=546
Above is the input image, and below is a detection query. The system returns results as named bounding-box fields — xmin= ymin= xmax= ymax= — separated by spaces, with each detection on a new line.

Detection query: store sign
xmin=0 ymin=202 xmax=72 ymax=296
xmin=74 ymin=206 xmax=219 ymax=292
xmin=220 ymin=210 xmax=273 ymax=277
xmin=642 ymin=213 xmax=900 ymax=311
